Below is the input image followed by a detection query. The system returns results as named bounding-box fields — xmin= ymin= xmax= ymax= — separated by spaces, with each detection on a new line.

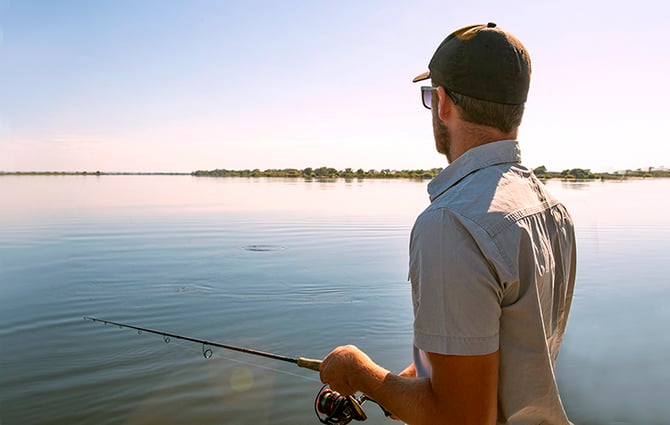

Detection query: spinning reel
xmin=314 ymin=385 xmax=390 ymax=425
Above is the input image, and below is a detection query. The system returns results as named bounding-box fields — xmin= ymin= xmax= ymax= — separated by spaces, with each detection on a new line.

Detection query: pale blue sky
xmin=1 ymin=0 xmax=668 ymax=172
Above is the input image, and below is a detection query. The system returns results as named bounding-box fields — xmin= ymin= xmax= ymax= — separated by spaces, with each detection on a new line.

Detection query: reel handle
xmin=297 ymin=356 xmax=322 ymax=371
xmin=346 ymin=395 xmax=367 ymax=420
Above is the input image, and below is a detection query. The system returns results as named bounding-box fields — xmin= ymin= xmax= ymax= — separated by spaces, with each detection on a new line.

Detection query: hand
xmin=319 ymin=345 xmax=372 ymax=396
xmin=398 ymin=363 xmax=417 ymax=379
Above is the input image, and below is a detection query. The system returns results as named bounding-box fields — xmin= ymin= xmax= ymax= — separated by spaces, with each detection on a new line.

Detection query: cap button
xmin=487 ymin=22 xmax=497 ymax=28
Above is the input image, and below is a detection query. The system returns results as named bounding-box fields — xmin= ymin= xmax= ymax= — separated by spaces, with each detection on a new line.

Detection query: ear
xmin=436 ymin=86 xmax=453 ymax=123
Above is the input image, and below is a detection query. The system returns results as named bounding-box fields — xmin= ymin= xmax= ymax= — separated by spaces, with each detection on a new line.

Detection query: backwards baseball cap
xmin=413 ymin=22 xmax=531 ymax=105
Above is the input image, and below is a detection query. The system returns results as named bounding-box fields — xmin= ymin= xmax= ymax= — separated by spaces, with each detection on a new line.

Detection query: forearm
xmin=350 ymin=360 xmax=442 ymax=425
xmin=320 ymin=346 xmax=444 ymax=425
xmin=320 ymin=346 xmax=498 ymax=425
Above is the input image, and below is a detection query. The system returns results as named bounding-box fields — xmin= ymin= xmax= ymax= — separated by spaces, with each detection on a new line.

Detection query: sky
xmin=0 ymin=0 xmax=668 ymax=173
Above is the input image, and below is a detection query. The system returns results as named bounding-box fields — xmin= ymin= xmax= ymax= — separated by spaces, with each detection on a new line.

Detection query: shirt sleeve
xmin=409 ymin=208 xmax=502 ymax=355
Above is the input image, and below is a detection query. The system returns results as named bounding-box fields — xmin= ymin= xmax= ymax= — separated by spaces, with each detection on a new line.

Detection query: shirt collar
xmin=427 ymin=139 xmax=522 ymax=202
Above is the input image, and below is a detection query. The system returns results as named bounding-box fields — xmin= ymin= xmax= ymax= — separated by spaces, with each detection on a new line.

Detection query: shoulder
xmin=411 ymin=205 xmax=476 ymax=251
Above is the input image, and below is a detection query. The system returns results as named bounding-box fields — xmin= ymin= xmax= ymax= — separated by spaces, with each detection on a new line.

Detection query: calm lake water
xmin=1 ymin=175 xmax=669 ymax=425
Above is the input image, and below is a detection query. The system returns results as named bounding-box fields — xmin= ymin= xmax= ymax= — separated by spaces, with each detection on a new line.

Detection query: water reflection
xmin=0 ymin=176 xmax=668 ymax=424
xmin=544 ymin=179 xmax=670 ymax=424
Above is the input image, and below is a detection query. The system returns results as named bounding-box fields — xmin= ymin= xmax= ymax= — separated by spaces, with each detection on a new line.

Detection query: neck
xmin=448 ymin=122 xmax=517 ymax=162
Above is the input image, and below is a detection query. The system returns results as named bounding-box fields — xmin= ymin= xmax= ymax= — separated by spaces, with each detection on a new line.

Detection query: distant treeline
xmin=192 ymin=167 xmax=444 ymax=179
xmin=3 ymin=167 xmax=669 ymax=180
xmin=532 ymin=166 xmax=670 ymax=180
xmin=0 ymin=171 xmax=105 ymax=176
xmin=192 ymin=166 xmax=670 ymax=180
xmin=0 ymin=171 xmax=189 ymax=176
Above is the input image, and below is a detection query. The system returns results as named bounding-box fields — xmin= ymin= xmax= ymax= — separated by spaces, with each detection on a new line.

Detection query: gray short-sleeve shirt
xmin=409 ymin=140 xmax=576 ymax=425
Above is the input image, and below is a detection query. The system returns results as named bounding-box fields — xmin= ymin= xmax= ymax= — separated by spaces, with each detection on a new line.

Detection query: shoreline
xmin=1 ymin=168 xmax=669 ymax=181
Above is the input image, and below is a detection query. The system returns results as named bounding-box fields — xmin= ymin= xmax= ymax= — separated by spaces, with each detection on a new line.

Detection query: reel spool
xmin=315 ymin=385 xmax=368 ymax=424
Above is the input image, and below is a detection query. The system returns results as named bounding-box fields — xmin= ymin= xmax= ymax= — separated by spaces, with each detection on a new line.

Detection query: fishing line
xmin=84 ymin=316 xmax=322 ymax=370
xmin=161 ymin=336 xmax=322 ymax=383
xmin=213 ymin=352 xmax=323 ymax=383
xmin=85 ymin=316 xmax=386 ymax=424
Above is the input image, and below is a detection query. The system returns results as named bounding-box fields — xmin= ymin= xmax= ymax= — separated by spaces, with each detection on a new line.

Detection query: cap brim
xmin=412 ymin=70 xmax=430 ymax=83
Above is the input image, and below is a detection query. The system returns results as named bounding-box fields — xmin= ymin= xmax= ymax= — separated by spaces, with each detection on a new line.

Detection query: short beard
xmin=432 ymin=111 xmax=452 ymax=162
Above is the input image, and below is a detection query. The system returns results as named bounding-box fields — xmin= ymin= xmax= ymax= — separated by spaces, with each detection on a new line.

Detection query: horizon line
xmin=1 ymin=165 xmax=668 ymax=176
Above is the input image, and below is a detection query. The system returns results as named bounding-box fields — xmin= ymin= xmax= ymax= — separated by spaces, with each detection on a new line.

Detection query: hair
xmin=450 ymin=91 xmax=525 ymax=134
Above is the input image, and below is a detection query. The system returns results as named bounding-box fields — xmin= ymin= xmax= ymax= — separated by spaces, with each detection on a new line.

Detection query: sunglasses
xmin=420 ymin=86 xmax=459 ymax=109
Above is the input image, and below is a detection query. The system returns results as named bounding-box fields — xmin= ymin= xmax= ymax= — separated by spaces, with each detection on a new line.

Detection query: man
xmin=320 ymin=23 xmax=576 ymax=425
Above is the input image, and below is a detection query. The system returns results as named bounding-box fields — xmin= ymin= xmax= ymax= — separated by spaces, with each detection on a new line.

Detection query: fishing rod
xmin=84 ymin=316 xmax=321 ymax=369
xmin=84 ymin=316 xmax=389 ymax=424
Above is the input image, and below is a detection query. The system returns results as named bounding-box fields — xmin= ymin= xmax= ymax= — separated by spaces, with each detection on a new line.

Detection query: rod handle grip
xmin=297 ymin=357 xmax=322 ymax=371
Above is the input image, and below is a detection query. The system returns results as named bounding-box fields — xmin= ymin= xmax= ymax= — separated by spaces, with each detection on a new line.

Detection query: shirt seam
xmin=415 ymin=328 xmax=499 ymax=341
xmin=439 ymin=200 xmax=562 ymax=271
